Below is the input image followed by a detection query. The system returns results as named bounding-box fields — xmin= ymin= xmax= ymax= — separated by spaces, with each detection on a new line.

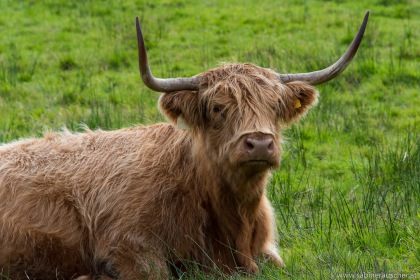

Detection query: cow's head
xmin=158 ymin=63 xmax=317 ymax=177
xmin=135 ymin=12 xmax=369 ymax=179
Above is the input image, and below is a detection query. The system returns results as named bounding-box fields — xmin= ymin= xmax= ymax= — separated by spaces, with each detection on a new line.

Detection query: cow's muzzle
xmin=240 ymin=132 xmax=279 ymax=170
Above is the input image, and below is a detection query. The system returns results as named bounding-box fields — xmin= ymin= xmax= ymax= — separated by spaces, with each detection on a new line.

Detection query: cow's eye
xmin=213 ymin=105 xmax=221 ymax=113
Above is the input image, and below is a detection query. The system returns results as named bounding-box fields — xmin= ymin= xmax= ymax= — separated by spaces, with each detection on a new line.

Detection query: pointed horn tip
xmin=361 ymin=11 xmax=370 ymax=28
xmin=364 ymin=11 xmax=370 ymax=24
xmin=136 ymin=17 xmax=141 ymax=29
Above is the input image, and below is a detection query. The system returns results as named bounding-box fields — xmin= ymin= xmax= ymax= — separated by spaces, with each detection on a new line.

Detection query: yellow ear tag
xmin=293 ymin=99 xmax=302 ymax=109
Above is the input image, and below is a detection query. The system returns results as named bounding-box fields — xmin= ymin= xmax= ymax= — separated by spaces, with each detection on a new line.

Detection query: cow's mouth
xmin=242 ymin=159 xmax=275 ymax=172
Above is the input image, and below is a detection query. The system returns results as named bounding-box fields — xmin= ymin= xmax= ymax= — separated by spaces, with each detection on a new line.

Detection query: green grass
xmin=0 ymin=0 xmax=419 ymax=279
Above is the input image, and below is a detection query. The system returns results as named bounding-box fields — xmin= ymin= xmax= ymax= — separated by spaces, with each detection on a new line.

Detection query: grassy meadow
xmin=1 ymin=0 xmax=419 ymax=279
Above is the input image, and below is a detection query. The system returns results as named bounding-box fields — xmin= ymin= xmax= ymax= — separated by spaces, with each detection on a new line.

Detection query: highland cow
xmin=0 ymin=12 xmax=369 ymax=279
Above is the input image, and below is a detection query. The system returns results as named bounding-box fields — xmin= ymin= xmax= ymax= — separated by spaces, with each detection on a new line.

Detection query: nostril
xmin=267 ymin=139 xmax=274 ymax=151
xmin=245 ymin=138 xmax=255 ymax=151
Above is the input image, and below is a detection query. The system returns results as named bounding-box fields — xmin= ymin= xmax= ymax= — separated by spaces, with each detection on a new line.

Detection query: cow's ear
xmin=279 ymin=81 xmax=318 ymax=125
xmin=159 ymin=90 xmax=202 ymax=129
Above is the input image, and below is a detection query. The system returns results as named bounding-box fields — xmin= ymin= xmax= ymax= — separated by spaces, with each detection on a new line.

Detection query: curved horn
xmin=277 ymin=11 xmax=369 ymax=85
xmin=136 ymin=17 xmax=199 ymax=92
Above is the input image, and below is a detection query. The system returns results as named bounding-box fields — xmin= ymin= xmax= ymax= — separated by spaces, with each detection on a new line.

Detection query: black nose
xmin=244 ymin=134 xmax=274 ymax=159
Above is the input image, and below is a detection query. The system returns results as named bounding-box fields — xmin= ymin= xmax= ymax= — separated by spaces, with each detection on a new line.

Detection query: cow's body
xmin=2 ymin=123 xmax=277 ymax=278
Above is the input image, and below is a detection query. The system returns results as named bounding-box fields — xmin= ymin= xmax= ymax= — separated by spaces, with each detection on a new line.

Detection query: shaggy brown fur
xmin=0 ymin=63 xmax=318 ymax=279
